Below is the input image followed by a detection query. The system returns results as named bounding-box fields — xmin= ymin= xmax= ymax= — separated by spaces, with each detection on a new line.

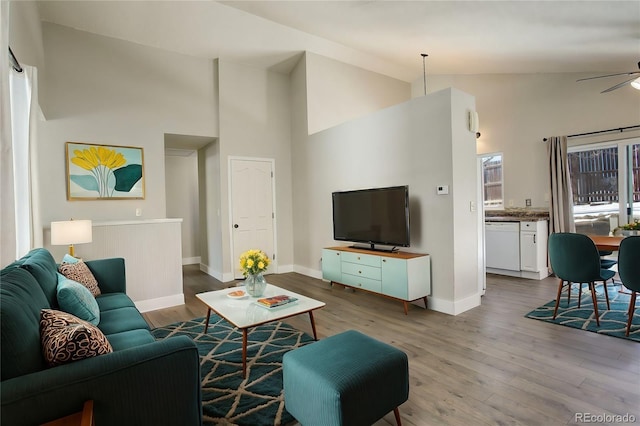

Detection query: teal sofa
xmin=1 ymin=248 xmax=202 ymax=425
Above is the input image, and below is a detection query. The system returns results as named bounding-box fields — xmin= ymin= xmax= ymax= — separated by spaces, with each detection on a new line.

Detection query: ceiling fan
xmin=577 ymin=61 xmax=640 ymax=93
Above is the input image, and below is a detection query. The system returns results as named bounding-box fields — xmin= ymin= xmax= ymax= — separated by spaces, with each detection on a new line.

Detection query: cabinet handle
xmin=382 ymin=259 xmax=386 ymax=262
xmin=358 ymin=270 xmax=362 ymax=274
xmin=357 ymin=256 xmax=360 ymax=260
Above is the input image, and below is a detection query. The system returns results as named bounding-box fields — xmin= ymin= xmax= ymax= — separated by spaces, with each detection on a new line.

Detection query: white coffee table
xmin=196 ymin=283 xmax=326 ymax=377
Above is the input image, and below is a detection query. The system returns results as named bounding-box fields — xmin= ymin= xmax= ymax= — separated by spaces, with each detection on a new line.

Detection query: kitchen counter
xmin=485 ymin=209 xmax=549 ymax=222
xmin=485 ymin=216 xmax=548 ymax=222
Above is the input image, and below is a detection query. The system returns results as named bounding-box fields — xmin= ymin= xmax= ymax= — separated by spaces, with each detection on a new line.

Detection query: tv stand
xmin=349 ymin=244 xmax=399 ymax=253
xmin=322 ymin=246 xmax=431 ymax=315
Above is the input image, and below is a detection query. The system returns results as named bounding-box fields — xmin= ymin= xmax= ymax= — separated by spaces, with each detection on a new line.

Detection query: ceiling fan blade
xmin=601 ymin=75 xmax=640 ymax=93
xmin=577 ymin=71 xmax=640 ymax=82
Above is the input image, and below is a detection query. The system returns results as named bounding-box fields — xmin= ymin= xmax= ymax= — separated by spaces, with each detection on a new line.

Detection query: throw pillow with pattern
xmin=40 ymin=309 xmax=112 ymax=367
xmin=59 ymin=260 xmax=101 ymax=296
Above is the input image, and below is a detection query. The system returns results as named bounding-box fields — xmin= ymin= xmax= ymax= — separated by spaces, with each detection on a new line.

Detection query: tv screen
xmin=332 ymin=185 xmax=410 ymax=249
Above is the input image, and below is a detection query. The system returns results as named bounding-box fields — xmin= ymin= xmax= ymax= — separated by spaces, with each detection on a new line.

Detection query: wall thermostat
xmin=437 ymin=185 xmax=449 ymax=195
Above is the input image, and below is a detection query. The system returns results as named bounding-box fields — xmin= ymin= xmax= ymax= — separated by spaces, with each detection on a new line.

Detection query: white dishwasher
xmin=485 ymin=222 xmax=521 ymax=271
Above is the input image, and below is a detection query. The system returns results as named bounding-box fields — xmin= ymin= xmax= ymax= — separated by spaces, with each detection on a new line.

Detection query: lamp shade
xmin=51 ymin=220 xmax=93 ymax=245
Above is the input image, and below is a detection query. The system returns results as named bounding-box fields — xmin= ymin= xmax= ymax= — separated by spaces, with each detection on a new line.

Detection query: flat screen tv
xmin=332 ymin=185 xmax=410 ymax=251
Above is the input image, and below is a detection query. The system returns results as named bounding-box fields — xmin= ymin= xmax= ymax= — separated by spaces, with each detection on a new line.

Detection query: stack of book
xmin=256 ymin=295 xmax=298 ymax=309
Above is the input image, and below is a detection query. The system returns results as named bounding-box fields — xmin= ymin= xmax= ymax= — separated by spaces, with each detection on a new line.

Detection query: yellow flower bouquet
xmin=239 ymin=249 xmax=270 ymax=297
xmin=239 ymin=249 xmax=271 ymax=277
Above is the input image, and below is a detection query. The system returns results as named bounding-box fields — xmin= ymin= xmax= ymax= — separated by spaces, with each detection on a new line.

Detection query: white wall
xmin=416 ymin=73 xmax=640 ymax=208
xmin=292 ymin=75 xmax=480 ymax=314
xmin=8 ymin=1 xmax=44 ymax=71
xmin=165 ymin=154 xmax=200 ymax=263
xmin=216 ymin=60 xmax=294 ymax=280
xmin=306 ymin=52 xmax=411 ymax=134
xmin=37 ymin=23 xmax=218 ymax=230
xmin=199 ymin=140 xmax=223 ymax=279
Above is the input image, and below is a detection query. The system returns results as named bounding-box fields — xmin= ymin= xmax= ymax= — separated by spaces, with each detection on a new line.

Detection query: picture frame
xmin=65 ymin=142 xmax=145 ymax=200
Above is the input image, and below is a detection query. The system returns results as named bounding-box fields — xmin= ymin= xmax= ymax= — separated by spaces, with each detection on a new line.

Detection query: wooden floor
xmin=143 ymin=266 xmax=640 ymax=426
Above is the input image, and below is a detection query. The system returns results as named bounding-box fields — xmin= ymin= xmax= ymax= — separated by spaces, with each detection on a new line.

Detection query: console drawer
xmin=341 ymin=252 xmax=381 ymax=267
xmin=341 ymin=262 xmax=381 ymax=280
xmin=341 ymin=273 xmax=382 ymax=293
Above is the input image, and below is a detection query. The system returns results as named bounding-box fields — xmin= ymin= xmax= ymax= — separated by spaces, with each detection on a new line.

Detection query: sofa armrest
xmin=85 ymin=258 xmax=126 ymax=294
xmin=1 ymin=336 xmax=202 ymax=426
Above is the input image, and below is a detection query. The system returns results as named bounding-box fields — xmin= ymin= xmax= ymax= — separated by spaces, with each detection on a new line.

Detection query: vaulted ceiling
xmin=37 ymin=1 xmax=640 ymax=83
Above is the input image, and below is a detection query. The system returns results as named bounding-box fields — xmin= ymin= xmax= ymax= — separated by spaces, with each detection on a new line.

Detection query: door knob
xmin=234 ymin=224 xmax=239 ymax=228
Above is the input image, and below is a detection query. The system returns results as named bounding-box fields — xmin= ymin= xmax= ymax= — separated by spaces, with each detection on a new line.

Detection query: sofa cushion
xmin=98 ymin=307 xmax=150 ymax=335
xmin=95 ymin=293 xmax=136 ymax=312
xmin=57 ymin=273 xmax=100 ymax=325
xmin=59 ymin=261 xmax=101 ymax=296
xmin=0 ymin=267 xmax=50 ymax=380
xmin=106 ymin=329 xmax=156 ymax=351
xmin=20 ymin=248 xmax=60 ymax=308
xmin=40 ymin=309 xmax=113 ymax=367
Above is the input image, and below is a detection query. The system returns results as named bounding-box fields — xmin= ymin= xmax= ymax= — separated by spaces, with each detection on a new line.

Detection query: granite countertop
xmin=485 ymin=208 xmax=549 ymax=222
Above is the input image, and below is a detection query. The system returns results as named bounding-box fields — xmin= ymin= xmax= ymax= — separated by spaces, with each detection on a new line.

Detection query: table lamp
xmin=51 ymin=219 xmax=93 ymax=257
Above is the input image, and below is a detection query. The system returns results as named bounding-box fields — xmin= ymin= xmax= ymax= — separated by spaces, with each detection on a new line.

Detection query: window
xmin=480 ymin=153 xmax=503 ymax=209
xmin=569 ymin=140 xmax=640 ymax=235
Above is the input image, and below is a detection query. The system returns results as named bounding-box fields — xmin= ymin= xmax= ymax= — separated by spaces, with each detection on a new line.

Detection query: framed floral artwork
xmin=65 ymin=142 xmax=145 ymax=200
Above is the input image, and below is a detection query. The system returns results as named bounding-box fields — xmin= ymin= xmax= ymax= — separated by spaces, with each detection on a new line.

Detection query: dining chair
xmin=617 ymin=236 xmax=640 ymax=337
xmin=599 ymin=250 xmax=617 ymax=270
xmin=599 ymin=250 xmax=618 ymax=289
xmin=548 ymin=233 xmax=615 ymax=326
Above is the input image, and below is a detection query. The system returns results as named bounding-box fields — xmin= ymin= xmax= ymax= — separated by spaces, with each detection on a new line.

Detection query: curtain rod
xmin=542 ymin=125 xmax=640 ymax=142
xmin=9 ymin=47 xmax=23 ymax=73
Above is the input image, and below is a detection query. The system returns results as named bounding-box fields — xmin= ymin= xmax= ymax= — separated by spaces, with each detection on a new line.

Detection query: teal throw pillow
xmin=56 ymin=273 xmax=100 ymax=325
xmin=62 ymin=254 xmax=80 ymax=264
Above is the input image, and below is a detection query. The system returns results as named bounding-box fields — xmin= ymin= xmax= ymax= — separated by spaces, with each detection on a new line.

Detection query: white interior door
xmin=230 ymin=158 xmax=275 ymax=279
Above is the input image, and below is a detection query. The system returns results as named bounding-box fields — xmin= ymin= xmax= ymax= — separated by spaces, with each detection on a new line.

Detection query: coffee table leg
xmin=308 ymin=311 xmax=319 ymax=340
xmin=242 ymin=329 xmax=248 ymax=378
xmin=204 ymin=308 xmax=212 ymax=334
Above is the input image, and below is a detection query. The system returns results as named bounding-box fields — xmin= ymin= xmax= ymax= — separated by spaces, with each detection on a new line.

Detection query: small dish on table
xmin=227 ymin=289 xmax=247 ymax=299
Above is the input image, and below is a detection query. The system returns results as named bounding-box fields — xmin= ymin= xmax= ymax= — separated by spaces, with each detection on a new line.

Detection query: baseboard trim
xmin=276 ymin=264 xmax=294 ymax=273
xmin=199 ymin=263 xmax=231 ymax=282
xmin=135 ymin=293 xmax=185 ymax=313
xmin=293 ymin=265 xmax=322 ymax=280
xmin=182 ymin=256 xmax=201 ymax=265
xmin=428 ymin=293 xmax=481 ymax=315
xmin=290 ymin=265 xmax=480 ymax=316
xmin=191 ymin=264 xmax=480 ymax=316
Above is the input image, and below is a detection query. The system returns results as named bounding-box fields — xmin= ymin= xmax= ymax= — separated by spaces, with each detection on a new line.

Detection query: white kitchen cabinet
xmin=519 ymin=221 xmax=549 ymax=279
xmin=485 ymin=219 xmax=549 ymax=280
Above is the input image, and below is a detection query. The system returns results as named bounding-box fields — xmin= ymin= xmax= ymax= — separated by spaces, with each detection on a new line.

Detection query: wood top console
xmin=322 ymin=246 xmax=430 ymax=315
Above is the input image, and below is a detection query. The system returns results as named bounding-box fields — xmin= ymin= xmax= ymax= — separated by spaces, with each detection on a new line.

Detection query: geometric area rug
xmin=151 ymin=315 xmax=314 ymax=425
xmin=525 ymin=283 xmax=639 ymax=343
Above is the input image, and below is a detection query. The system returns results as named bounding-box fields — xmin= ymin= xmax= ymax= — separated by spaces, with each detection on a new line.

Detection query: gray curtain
xmin=547 ymin=136 xmax=575 ymax=234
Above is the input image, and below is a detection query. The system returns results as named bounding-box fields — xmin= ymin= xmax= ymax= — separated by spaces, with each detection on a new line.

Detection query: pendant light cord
xmin=421 ymin=53 xmax=428 ymax=96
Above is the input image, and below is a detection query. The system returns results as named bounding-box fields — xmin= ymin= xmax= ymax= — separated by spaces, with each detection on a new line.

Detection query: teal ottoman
xmin=282 ymin=330 xmax=409 ymax=426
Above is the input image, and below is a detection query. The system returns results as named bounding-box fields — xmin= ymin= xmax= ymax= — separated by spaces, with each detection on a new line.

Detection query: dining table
xmin=588 ymin=235 xmax=624 ymax=251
